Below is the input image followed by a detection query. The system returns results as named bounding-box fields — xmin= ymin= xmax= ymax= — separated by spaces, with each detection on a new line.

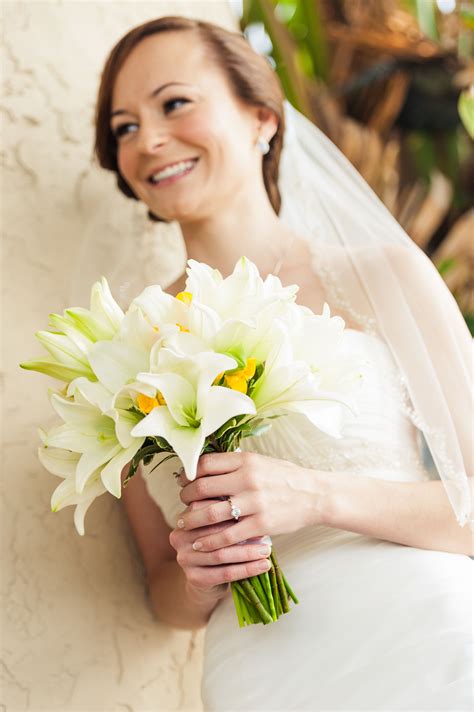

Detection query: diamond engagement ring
xmin=227 ymin=496 xmax=241 ymax=521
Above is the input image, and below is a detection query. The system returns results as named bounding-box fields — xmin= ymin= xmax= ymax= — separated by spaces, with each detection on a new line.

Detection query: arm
xmin=120 ymin=466 xmax=226 ymax=629
xmin=318 ymin=471 xmax=473 ymax=556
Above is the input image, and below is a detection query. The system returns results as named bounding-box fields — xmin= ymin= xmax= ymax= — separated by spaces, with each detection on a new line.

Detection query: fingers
xmin=186 ymin=558 xmax=271 ymax=589
xmin=171 ymin=517 xmax=272 ymax=592
xmin=179 ymin=471 xmax=242 ymax=505
xmin=190 ymin=519 xmax=257 ymax=552
xmin=175 ymin=452 xmax=243 ymax=487
xmin=177 ymin=494 xmax=252 ymax=531
xmin=170 ymin=512 xmax=235 ymax=548
xmin=177 ymin=541 xmax=271 ymax=568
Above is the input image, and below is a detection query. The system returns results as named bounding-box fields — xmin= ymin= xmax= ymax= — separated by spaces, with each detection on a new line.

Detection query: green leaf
xmin=242 ymin=422 xmax=273 ymax=439
xmin=458 ymin=89 xmax=474 ymax=140
xmin=147 ymin=453 xmax=178 ymax=475
xmin=151 ymin=436 xmax=172 ymax=450
xmin=437 ymin=257 xmax=456 ymax=277
xmin=214 ymin=418 xmax=238 ymax=439
xmin=464 ymin=312 xmax=474 ymax=337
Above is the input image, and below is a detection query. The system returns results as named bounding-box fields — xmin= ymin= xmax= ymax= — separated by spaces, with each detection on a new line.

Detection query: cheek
xmin=117 ymin=145 xmax=136 ymax=182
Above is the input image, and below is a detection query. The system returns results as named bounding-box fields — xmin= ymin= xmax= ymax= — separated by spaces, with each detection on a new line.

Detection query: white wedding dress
xmin=144 ymin=328 xmax=473 ymax=712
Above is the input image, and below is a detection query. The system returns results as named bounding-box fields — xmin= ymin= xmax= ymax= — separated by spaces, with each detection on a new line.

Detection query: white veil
xmin=278 ymin=100 xmax=473 ymax=531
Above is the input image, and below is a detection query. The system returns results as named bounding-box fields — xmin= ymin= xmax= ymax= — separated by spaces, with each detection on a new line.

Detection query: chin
xmin=155 ymin=201 xmax=202 ymax=224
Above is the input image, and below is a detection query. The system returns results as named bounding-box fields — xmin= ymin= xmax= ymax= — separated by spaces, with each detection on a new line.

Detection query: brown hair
xmin=94 ymin=16 xmax=285 ymax=222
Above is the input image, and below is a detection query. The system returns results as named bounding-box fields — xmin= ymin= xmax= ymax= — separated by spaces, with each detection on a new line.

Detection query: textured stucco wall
xmin=1 ymin=2 xmax=237 ymax=710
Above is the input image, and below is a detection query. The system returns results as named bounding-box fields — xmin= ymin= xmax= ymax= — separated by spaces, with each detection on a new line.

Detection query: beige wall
xmin=1 ymin=2 xmax=237 ymax=709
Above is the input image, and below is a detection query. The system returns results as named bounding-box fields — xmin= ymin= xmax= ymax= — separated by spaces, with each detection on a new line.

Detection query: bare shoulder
xmin=164 ymin=272 xmax=187 ymax=297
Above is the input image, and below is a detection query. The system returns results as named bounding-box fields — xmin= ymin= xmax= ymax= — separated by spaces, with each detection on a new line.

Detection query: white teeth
xmin=150 ymin=160 xmax=196 ymax=183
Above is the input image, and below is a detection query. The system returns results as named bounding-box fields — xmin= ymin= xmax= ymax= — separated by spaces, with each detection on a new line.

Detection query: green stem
xmin=262 ymin=570 xmax=277 ymax=621
xmin=271 ymin=551 xmax=289 ymax=614
xmin=235 ymin=587 xmax=252 ymax=625
xmin=269 ymin=561 xmax=282 ymax=617
xmin=239 ymin=579 xmax=273 ymax=624
xmin=230 ymin=583 xmax=245 ymax=627
xmin=282 ymin=572 xmax=299 ymax=605
xmin=234 ymin=582 xmax=262 ymax=625
xmin=249 ymin=575 xmax=271 ymax=616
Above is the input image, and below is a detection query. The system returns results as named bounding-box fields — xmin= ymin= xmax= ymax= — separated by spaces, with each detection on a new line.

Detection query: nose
xmin=136 ymin=119 xmax=169 ymax=154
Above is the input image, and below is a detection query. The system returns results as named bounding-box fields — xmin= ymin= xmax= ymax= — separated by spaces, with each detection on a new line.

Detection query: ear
xmin=255 ymin=106 xmax=279 ymax=143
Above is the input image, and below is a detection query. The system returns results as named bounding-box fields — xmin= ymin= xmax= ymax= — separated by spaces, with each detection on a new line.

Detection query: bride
xmin=94 ymin=15 xmax=473 ymax=711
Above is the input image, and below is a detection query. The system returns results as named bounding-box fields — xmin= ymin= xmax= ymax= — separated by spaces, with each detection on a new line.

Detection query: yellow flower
xmin=137 ymin=391 xmax=166 ymax=413
xmin=240 ymin=357 xmax=257 ymax=380
xmin=176 ymin=322 xmax=189 ymax=332
xmin=176 ymin=291 xmax=193 ymax=305
xmin=223 ymin=374 xmax=248 ymax=393
xmin=223 ymin=358 xmax=258 ymax=394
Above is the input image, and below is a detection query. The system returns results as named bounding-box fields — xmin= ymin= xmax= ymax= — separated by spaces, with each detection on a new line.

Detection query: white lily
xmin=251 ymin=325 xmax=358 ymax=438
xmin=131 ymin=349 xmax=256 ymax=479
xmin=44 ymin=391 xmax=145 ymax=498
xmin=130 ymin=284 xmax=188 ymax=329
xmin=38 ymin=444 xmax=107 ymax=536
xmin=64 ymin=276 xmax=124 ymax=341
xmin=132 ymin=282 xmax=221 ymax=351
xmin=286 ymin=302 xmax=368 ymax=395
xmin=87 ymin=310 xmax=156 ymax=395
xmin=66 ymin=376 xmax=115 ymax=413
xmin=20 ymin=277 xmax=124 ymax=382
xmin=20 ymin=331 xmax=97 ymax=382
xmin=185 ymin=257 xmax=298 ymax=323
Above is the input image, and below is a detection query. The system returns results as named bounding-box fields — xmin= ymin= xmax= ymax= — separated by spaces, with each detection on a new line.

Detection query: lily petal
xmin=38 ymin=446 xmax=80 ymax=478
xmin=89 ymin=341 xmax=149 ymax=394
xmin=76 ymin=442 xmax=122 ymax=493
xmin=131 ymin=406 xmax=205 ymax=480
xmin=90 ymin=277 xmax=124 ymax=332
xmin=19 ymin=358 xmax=94 ymax=382
xmin=136 ymin=372 xmax=195 ymax=427
xmin=67 ymin=378 xmax=114 ymax=413
xmin=100 ymin=439 xmax=144 ymax=498
xmin=200 ymin=386 xmax=256 ymax=436
xmin=45 ymin=424 xmax=104 ymax=453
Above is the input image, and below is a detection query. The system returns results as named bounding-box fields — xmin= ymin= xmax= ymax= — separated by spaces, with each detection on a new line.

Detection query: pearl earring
xmin=257 ymin=136 xmax=270 ymax=155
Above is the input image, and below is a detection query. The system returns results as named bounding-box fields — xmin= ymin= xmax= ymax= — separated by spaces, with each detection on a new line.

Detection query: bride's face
xmin=110 ymin=32 xmax=267 ymax=223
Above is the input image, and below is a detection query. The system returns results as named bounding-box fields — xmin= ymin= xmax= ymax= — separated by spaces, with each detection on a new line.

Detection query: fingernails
xmin=258 ymin=560 xmax=271 ymax=571
xmin=192 ymin=541 xmax=203 ymax=551
xmin=177 ymin=519 xmax=185 ymax=529
xmin=259 ymin=546 xmax=270 ymax=556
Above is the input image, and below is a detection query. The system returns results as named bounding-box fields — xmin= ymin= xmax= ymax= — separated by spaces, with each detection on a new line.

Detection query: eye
xmin=112 ymin=122 xmax=137 ymax=139
xmin=163 ymin=97 xmax=190 ymax=113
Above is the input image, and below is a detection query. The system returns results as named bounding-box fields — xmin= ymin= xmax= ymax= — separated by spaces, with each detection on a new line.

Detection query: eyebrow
xmin=110 ymin=82 xmax=193 ymax=119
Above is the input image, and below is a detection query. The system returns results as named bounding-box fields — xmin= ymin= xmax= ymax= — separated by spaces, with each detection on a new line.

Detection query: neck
xmin=177 ymin=179 xmax=293 ymax=278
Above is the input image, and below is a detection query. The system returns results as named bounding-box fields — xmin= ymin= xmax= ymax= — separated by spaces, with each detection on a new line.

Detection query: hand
xmin=169 ymin=499 xmax=272 ymax=596
xmin=177 ymin=451 xmax=322 ymax=553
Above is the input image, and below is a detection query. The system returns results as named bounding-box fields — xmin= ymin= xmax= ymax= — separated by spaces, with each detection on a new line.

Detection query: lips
xmin=146 ymin=157 xmax=199 ymax=182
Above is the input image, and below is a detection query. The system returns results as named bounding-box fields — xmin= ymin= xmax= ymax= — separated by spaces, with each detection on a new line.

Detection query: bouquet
xmin=21 ymin=256 xmax=364 ymax=627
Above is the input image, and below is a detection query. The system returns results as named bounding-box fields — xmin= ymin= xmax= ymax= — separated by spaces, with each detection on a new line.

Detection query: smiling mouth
xmin=148 ymin=158 xmax=199 ymax=185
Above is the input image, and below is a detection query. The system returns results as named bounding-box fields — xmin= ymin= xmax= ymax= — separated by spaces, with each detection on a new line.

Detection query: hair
xmin=94 ymin=16 xmax=285 ymax=223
